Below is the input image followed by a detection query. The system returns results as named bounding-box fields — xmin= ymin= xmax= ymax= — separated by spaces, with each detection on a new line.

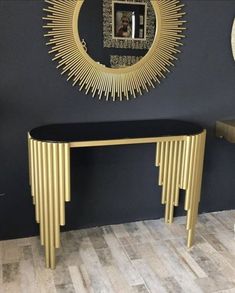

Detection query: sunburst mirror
xmin=232 ymin=19 xmax=235 ymax=61
xmin=43 ymin=0 xmax=186 ymax=101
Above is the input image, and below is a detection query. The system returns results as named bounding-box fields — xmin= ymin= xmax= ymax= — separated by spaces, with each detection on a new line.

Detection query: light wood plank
xmin=68 ymin=265 xmax=88 ymax=293
xmin=78 ymin=236 xmax=114 ymax=292
xmin=0 ymin=210 xmax=235 ymax=293
xmin=103 ymin=229 xmax=145 ymax=286
xmin=132 ymin=258 xmax=167 ymax=293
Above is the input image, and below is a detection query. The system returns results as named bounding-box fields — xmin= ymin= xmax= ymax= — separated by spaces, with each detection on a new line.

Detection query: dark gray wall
xmin=0 ymin=0 xmax=235 ymax=240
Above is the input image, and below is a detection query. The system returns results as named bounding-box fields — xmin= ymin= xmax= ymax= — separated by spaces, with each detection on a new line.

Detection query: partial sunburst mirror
xmin=232 ymin=19 xmax=235 ymax=61
xmin=43 ymin=0 xmax=186 ymax=101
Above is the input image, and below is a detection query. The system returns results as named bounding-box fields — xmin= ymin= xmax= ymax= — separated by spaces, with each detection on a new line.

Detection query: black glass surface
xmin=30 ymin=120 xmax=204 ymax=143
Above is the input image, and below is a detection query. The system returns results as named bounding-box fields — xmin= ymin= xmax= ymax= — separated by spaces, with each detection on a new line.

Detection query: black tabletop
xmin=29 ymin=120 xmax=204 ymax=143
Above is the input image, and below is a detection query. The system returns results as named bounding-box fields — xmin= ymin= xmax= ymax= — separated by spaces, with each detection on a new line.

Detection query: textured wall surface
xmin=0 ymin=0 xmax=235 ymax=240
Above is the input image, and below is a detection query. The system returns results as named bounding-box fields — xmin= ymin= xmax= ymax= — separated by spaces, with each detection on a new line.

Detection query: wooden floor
xmin=1 ymin=210 xmax=235 ymax=293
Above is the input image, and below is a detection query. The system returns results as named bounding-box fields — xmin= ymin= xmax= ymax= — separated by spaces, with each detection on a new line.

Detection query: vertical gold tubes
xmin=29 ymin=138 xmax=35 ymax=199
xmin=28 ymin=134 xmax=32 ymax=186
xmin=155 ymin=142 xmax=161 ymax=167
xmin=53 ymin=143 xmax=60 ymax=249
xmin=169 ymin=141 xmax=178 ymax=223
xmin=179 ymin=139 xmax=186 ymax=189
xmin=38 ymin=142 xmax=44 ymax=246
xmin=187 ymin=229 xmax=194 ymax=248
xmin=48 ymin=143 xmax=55 ymax=269
xmin=186 ymin=137 xmax=197 ymax=230
xmin=186 ymin=136 xmax=199 ymax=245
xmin=165 ymin=141 xmax=174 ymax=223
xmin=64 ymin=143 xmax=71 ymax=202
xmin=157 ymin=140 xmax=185 ymax=224
xmin=197 ymin=132 xmax=206 ymax=204
xmin=161 ymin=141 xmax=169 ymax=204
xmin=155 ymin=131 xmax=206 ymax=248
xmin=59 ymin=143 xmax=65 ymax=226
xmin=33 ymin=141 xmax=40 ymax=223
xmin=182 ymin=137 xmax=191 ymax=190
xmin=174 ymin=140 xmax=182 ymax=206
xmin=42 ymin=142 xmax=50 ymax=268
xmin=184 ymin=136 xmax=195 ymax=211
xmin=159 ymin=141 xmax=165 ymax=186
xmin=28 ymin=138 xmax=71 ymax=269
xmin=186 ymin=131 xmax=206 ymax=247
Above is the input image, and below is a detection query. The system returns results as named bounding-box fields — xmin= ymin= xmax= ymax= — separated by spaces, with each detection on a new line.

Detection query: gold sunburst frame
xmin=232 ymin=19 xmax=235 ymax=61
xmin=43 ymin=0 xmax=186 ymax=101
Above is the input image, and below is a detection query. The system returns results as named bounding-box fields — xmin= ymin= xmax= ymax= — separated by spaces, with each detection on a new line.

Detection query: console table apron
xmin=27 ymin=120 xmax=206 ymax=269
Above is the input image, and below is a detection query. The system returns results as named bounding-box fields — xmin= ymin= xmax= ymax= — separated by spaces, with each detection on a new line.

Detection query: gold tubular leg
xmin=179 ymin=139 xmax=186 ymax=189
xmin=155 ymin=142 xmax=161 ymax=167
xmin=157 ymin=140 xmax=184 ymax=223
xmin=59 ymin=143 xmax=65 ymax=226
xmin=169 ymin=141 xmax=178 ymax=223
xmin=28 ymin=134 xmax=32 ymax=187
xmin=34 ymin=141 xmax=40 ymax=223
xmin=165 ymin=141 xmax=174 ymax=223
xmin=48 ymin=143 xmax=55 ymax=269
xmin=42 ymin=142 xmax=50 ymax=268
xmin=53 ymin=143 xmax=60 ymax=249
xmin=182 ymin=137 xmax=191 ymax=190
xmin=186 ymin=135 xmax=199 ymax=246
xmin=38 ymin=142 xmax=44 ymax=245
xmin=162 ymin=141 xmax=169 ymax=204
xmin=64 ymin=143 xmax=71 ymax=202
xmin=155 ymin=131 xmax=206 ymax=248
xmin=197 ymin=134 xmax=206 ymax=204
xmin=174 ymin=140 xmax=182 ymax=206
xmin=159 ymin=141 xmax=165 ymax=186
xmin=28 ymin=137 xmax=71 ymax=269
xmin=185 ymin=136 xmax=196 ymax=211
xmin=186 ymin=142 xmax=196 ymax=230
xmin=30 ymin=138 xmax=35 ymax=202
xmin=186 ymin=131 xmax=206 ymax=247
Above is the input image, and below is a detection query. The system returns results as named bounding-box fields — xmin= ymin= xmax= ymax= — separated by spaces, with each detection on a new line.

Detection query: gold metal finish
xmin=156 ymin=131 xmax=206 ymax=247
xmin=28 ymin=135 xmax=70 ymax=269
xmin=38 ymin=142 xmax=44 ymax=245
xmin=69 ymin=136 xmax=185 ymax=148
xmin=52 ymin=143 xmax=60 ymax=249
xmin=28 ymin=130 xmax=206 ymax=268
xmin=43 ymin=0 xmax=185 ymax=101
xmin=58 ymin=144 xmax=65 ymax=226
xmin=216 ymin=120 xmax=235 ymax=143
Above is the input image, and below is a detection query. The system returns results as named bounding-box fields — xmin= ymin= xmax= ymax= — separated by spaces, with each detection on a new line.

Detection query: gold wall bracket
xmin=216 ymin=120 xmax=235 ymax=143
xmin=28 ymin=130 xmax=206 ymax=269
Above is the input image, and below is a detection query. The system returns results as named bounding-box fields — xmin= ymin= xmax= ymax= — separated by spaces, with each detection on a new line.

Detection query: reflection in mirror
xmin=113 ymin=2 xmax=147 ymax=40
xmin=78 ymin=0 xmax=156 ymax=68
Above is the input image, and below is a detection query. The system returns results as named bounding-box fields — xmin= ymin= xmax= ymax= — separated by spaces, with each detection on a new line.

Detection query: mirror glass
xmin=232 ymin=19 xmax=235 ymax=61
xmin=78 ymin=0 xmax=157 ymax=68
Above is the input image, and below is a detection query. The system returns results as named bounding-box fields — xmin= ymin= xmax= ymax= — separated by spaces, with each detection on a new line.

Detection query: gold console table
xmin=28 ymin=120 xmax=206 ymax=269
